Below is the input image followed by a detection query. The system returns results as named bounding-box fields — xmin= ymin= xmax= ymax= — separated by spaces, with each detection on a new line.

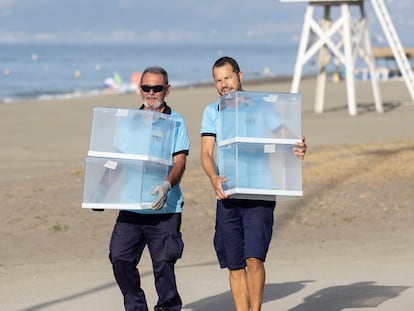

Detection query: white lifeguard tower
xmin=281 ymin=0 xmax=414 ymax=116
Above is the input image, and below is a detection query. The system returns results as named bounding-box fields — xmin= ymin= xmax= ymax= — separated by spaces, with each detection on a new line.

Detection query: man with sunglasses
xmin=200 ymin=57 xmax=306 ymax=311
xmin=109 ymin=66 xmax=190 ymax=311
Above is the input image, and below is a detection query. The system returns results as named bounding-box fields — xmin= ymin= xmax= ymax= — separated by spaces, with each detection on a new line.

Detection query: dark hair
xmin=141 ymin=66 xmax=169 ymax=85
xmin=212 ymin=56 xmax=241 ymax=75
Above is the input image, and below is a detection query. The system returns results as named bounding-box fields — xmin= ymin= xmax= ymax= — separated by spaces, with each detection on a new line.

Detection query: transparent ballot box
xmin=218 ymin=142 xmax=302 ymax=201
xmin=218 ymin=91 xmax=302 ymax=145
xmin=82 ymin=156 xmax=170 ymax=210
xmin=88 ymin=107 xmax=176 ymax=165
xmin=217 ymin=91 xmax=302 ymax=200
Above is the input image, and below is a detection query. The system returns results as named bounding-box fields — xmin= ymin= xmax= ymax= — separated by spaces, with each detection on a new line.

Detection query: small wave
xmin=0 ymin=79 xmax=210 ymax=104
xmin=0 ymin=85 xmax=134 ymax=103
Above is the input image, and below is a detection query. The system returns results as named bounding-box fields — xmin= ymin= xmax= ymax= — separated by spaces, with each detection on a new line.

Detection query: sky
xmin=0 ymin=0 xmax=413 ymax=46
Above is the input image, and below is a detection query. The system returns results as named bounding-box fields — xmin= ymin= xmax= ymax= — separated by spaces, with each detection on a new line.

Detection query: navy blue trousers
xmin=109 ymin=211 xmax=184 ymax=311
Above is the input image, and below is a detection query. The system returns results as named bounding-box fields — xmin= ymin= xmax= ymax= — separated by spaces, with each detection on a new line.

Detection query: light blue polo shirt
xmin=200 ymin=92 xmax=282 ymax=189
xmin=115 ymin=105 xmax=189 ymax=214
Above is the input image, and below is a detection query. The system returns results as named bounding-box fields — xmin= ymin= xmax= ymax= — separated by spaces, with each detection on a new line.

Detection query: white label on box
xmin=104 ymin=159 xmax=118 ymax=170
xmin=264 ymin=144 xmax=276 ymax=153
xmin=262 ymin=94 xmax=279 ymax=103
xmin=116 ymin=109 xmax=129 ymax=117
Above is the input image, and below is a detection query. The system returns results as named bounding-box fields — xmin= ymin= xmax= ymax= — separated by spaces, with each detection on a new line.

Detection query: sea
xmin=0 ymin=42 xmax=308 ymax=103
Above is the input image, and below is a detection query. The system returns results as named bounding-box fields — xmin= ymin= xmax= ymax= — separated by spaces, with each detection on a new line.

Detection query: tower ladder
xmin=370 ymin=0 xmax=414 ymax=101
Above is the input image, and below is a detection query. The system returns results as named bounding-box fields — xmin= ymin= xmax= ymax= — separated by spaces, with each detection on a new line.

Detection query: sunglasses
xmin=141 ymin=85 xmax=165 ymax=93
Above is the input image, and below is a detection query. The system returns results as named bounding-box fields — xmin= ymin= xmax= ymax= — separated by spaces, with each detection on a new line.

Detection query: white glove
xmin=151 ymin=180 xmax=171 ymax=210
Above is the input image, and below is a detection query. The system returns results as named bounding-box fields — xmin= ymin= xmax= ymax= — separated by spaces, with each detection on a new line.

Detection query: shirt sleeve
xmin=200 ymin=102 xmax=218 ymax=137
xmin=171 ymin=111 xmax=190 ymax=156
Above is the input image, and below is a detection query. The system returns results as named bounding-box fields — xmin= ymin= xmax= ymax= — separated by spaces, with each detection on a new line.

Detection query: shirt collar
xmin=139 ymin=103 xmax=172 ymax=115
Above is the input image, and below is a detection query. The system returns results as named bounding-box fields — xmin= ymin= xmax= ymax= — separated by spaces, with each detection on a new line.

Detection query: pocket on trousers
xmin=164 ymin=232 xmax=184 ymax=261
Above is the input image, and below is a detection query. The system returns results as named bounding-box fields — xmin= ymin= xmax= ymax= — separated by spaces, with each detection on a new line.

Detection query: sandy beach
xmin=1 ymin=77 xmax=414 ymax=310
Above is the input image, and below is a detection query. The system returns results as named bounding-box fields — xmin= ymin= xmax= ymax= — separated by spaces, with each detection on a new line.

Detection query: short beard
xmin=142 ymin=97 xmax=163 ymax=110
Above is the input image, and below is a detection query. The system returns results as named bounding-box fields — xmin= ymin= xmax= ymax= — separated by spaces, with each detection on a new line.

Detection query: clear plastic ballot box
xmin=82 ymin=107 xmax=177 ymax=210
xmin=82 ymin=157 xmax=170 ymax=210
xmin=218 ymin=91 xmax=302 ymax=145
xmin=217 ymin=91 xmax=303 ymax=200
xmin=88 ymin=107 xmax=177 ymax=165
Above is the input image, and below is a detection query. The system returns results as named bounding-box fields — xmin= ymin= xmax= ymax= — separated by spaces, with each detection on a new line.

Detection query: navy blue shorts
xmin=214 ymin=198 xmax=275 ymax=270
